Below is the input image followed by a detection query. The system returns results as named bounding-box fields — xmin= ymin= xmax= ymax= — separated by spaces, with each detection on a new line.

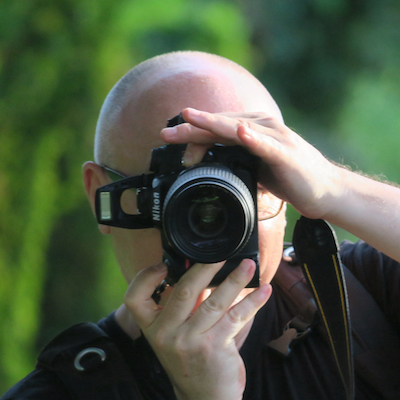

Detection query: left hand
xmin=161 ymin=108 xmax=343 ymax=220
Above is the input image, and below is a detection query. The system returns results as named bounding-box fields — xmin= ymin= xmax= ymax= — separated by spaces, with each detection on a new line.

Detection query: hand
xmin=124 ymin=260 xmax=272 ymax=400
xmin=161 ymin=108 xmax=343 ymax=220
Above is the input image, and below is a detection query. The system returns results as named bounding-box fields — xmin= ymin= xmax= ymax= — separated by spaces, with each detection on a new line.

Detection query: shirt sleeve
xmin=340 ymin=240 xmax=400 ymax=333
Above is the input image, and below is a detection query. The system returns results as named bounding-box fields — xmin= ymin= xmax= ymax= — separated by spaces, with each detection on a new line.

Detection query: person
xmin=2 ymin=50 xmax=400 ymax=400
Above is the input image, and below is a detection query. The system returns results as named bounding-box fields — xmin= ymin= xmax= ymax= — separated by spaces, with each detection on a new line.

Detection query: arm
xmin=161 ymin=108 xmax=400 ymax=262
xmin=325 ymin=169 xmax=400 ymax=261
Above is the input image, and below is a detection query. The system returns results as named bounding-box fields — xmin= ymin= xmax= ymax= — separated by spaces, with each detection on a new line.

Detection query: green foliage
xmin=0 ymin=0 xmax=252 ymax=391
xmin=336 ymin=72 xmax=400 ymax=183
xmin=1 ymin=0 xmax=400 ymax=393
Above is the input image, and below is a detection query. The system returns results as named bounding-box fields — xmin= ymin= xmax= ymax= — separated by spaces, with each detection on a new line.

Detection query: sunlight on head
xmin=94 ymin=51 xmax=283 ymax=176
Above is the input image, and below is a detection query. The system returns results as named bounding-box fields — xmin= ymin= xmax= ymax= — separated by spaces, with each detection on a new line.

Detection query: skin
xmin=162 ymin=107 xmax=400 ymax=261
xmin=83 ymin=53 xmax=286 ymax=400
xmin=83 ymin=51 xmax=400 ymax=400
xmin=84 ymin=56 xmax=286 ymax=284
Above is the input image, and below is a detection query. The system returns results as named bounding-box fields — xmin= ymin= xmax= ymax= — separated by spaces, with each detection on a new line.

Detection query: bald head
xmin=95 ymin=51 xmax=282 ymax=174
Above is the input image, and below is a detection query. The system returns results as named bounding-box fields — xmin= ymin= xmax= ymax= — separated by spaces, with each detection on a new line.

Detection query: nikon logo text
xmin=153 ymin=192 xmax=160 ymax=221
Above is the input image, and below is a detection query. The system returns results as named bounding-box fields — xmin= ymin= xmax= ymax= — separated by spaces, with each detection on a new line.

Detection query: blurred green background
xmin=1 ymin=0 xmax=400 ymax=392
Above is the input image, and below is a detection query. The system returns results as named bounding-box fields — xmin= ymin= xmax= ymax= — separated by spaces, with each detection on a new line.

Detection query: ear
xmin=82 ymin=161 xmax=111 ymax=235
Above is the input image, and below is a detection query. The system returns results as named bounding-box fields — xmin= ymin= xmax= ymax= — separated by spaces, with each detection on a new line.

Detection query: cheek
xmin=111 ymin=227 xmax=163 ymax=283
xmin=257 ymin=214 xmax=286 ymax=284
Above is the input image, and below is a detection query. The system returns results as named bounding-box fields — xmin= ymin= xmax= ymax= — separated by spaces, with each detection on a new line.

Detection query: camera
xmin=95 ymin=143 xmax=260 ymax=288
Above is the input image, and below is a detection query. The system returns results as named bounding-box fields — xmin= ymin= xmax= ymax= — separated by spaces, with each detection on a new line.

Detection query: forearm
xmin=324 ymin=166 xmax=400 ymax=262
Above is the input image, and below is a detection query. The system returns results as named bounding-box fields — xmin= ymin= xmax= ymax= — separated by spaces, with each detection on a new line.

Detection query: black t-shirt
xmin=2 ymin=241 xmax=400 ymax=399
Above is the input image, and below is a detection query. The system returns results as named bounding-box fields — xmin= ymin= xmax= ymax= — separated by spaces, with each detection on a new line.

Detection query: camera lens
xmin=188 ymin=192 xmax=228 ymax=238
xmin=162 ymin=165 xmax=255 ymax=263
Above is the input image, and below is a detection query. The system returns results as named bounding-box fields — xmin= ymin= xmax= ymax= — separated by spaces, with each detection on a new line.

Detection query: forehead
xmin=115 ymin=68 xmax=274 ymax=175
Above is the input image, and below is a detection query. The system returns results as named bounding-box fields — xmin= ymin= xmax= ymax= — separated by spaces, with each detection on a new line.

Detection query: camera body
xmin=95 ymin=144 xmax=260 ymax=287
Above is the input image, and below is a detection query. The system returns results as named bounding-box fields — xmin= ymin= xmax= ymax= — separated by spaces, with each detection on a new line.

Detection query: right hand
xmin=124 ymin=259 xmax=272 ymax=400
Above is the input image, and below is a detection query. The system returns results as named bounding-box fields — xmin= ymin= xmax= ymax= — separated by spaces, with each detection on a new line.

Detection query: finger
xmin=124 ymin=262 xmax=168 ymax=329
xmin=183 ymin=108 xmax=247 ymax=143
xmin=180 ymin=116 xmax=280 ymax=166
xmin=161 ymin=126 xmax=227 ymax=145
xmin=237 ymin=124 xmax=285 ymax=166
xmin=217 ymin=111 xmax=283 ymax=134
xmin=217 ymin=111 xmax=269 ymax=120
xmin=189 ymin=259 xmax=257 ymax=333
xmin=161 ymin=121 xmax=223 ymax=145
xmin=162 ymin=108 xmax=283 ymax=147
xmin=161 ymin=109 xmax=241 ymax=145
xmin=156 ymin=261 xmax=225 ymax=327
xmin=218 ymin=283 xmax=272 ymax=340
xmin=183 ymin=143 xmax=210 ymax=167
xmin=183 ymin=108 xmax=285 ymax=142
xmin=162 ymin=112 xmax=271 ymax=146
xmin=162 ymin=111 xmax=281 ymax=168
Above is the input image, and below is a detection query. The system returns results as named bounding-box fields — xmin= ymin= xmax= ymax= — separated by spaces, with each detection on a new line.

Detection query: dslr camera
xmin=95 ymin=138 xmax=260 ymax=289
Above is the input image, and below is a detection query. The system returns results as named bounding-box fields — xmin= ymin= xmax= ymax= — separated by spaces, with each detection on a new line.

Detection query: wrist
xmin=317 ymin=164 xmax=350 ymax=221
xmin=296 ymin=162 xmax=345 ymax=221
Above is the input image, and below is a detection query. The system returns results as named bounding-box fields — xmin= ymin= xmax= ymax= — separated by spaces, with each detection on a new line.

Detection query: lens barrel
xmin=162 ymin=165 xmax=255 ymax=263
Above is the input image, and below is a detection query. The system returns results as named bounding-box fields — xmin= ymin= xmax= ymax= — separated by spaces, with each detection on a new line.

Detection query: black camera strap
xmin=292 ymin=217 xmax=354 ymax=400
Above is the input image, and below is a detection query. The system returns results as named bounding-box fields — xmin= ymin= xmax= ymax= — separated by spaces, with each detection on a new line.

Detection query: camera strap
xmin=292 ymin=216 xmax=354 ymax=400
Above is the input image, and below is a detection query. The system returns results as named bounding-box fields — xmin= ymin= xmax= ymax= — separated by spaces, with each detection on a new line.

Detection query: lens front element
xmin=163 ymin=165 xmax=255 ymax=263
xmin=188 ymin=192 xmax=228 ymax=238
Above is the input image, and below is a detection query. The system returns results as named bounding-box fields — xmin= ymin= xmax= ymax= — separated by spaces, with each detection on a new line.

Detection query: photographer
xmin=3 ymin=51 xmax=400 ymax=399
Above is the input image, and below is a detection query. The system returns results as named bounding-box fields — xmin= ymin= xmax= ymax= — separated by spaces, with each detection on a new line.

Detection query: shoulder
xmin=339 ymin=239 xmax=400 ymax=283
xmin=1 ymin=368 xmax=69 ymax=400
xmin=340 ymin=239 xmax=384 ymax=265
xmin=1 ymin=320 xmax=137 ymax=400
xmin=340 ymin=239 xmax=400 ymax=332
xmin=2 ymin=316 xmax=175 ymax=400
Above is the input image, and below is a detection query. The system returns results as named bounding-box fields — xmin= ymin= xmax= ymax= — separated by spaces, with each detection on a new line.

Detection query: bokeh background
xmin=1 ymin=0 xmax=400 ymax=392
